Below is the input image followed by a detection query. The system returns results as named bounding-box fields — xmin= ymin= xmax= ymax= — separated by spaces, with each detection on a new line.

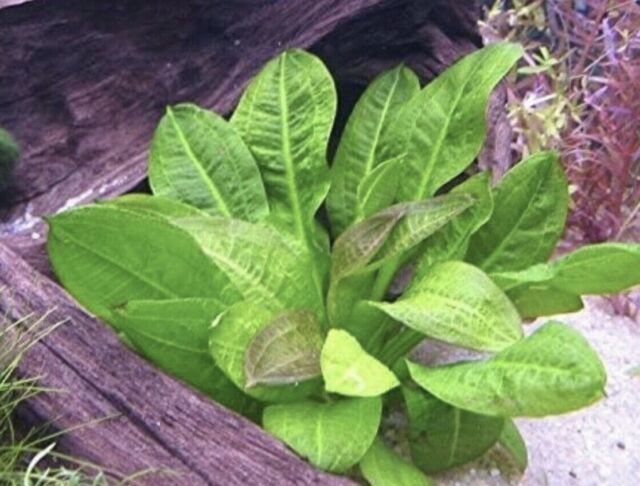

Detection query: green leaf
xmin=174 ymin=216 xmax=324 ymax=318
xmin=321 ymin=330 xmax=399 ymax=397
xmin=209 ymin=302 xmax=320 ymax=402
xmin=148 ymin=103 xmax=268 ymax=220
xmin=544 ymin=243 xmax=640 ymax=294
xmin=356 ymin=157 xmax=404 ymax=221
xmin=231 ymin=49 xmax=336 ymax=291
xmin=403 ymin=387 xmax=504 ymax=473
xmin=414 ymin=172 xmax=493 ymax=278
xmin=506 ymin=286 xmax=583 ymax=318
xmin=327 ymin=65 xmax=420 ymax=235
xmin=394 ymin=43 xmax=523 ymax=201
xmin=466 ymin=151 xmax=569 ymax=272
xmin=263 ymin=397 xmax=382 ymax=472
xmin=0 ymin=127 xmax=19 ymax=182
xmin=497 ymin=419 xmax=528 ymax=473
xmin=360 ymin=437 xmax=434 ymax=486
xmin=407 ymin=321 xmax=606 ymax=417
xmin=47 ymin=205 xmax=239 ymax=320
xmin=111 ymin=298 xmax=253 ymax=413
xmin=244 ymin=309 xmax=324 ymax=388
xmin=330 ymin=194 xmax=475 ymax=282
xmin=373 ymin=261 xmax=522 ymax=352
xmin=491 ymin=243 xmax=640 ymax=317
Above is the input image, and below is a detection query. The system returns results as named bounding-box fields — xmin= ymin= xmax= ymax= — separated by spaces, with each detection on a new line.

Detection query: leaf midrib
xmin=414 ymin=60 xmax=484 ymax=200
xmin=278 ymin=53 xmax=326 ymax=311
xmin=356 ymin=68 xmax=403 ymax=220
xmin=166 ymin=107 xmax=232 ymax=217
xmin=478 ymin=162 xmax=549 ymax=271
xmin=278 ymin=53 xmax=306 ymax=243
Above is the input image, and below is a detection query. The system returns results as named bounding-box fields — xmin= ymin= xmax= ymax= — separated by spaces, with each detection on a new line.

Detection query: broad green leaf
xmin=491 ymin=243 xmax=640 ymax=295
xmin=491 ymin=243 xmax=640 ymax=316
xmin=466 ymin=151 xmax=569 ymax=272
xmin=149 ymin=103 xmax=268 ymax=220
xmin=360 ymin=437 xmax=434 ymax=486
xmin=330 ymin=194 xmax=475 ymax=282
xmin=263 ymin=397 xmax=382 ymax=472
xmin=545 ymin=243 xmax=640 ymax=294
xmin=321 ymin=330 xmax=399 ymax=397
xmin=414 ymin=172 xmax=493 ymax=278
xmin=112 ymin=196 xmax=325 ymax=316
xmin=506 ymin=286 xmax=583 ymax=318
xmin=47 ymin=205 xmax=239 ymax=320
xmin=373 ymin=261 xmax=522 ymax=352
xmin=209 ymin=302 xmax=320 ymax=402
xmin=244 ymin=309 xmax=324 ymax=388
xmin=393 ymin=43 xmax=523 ymax=201
xmin=327 ymin=65 xmax=420 ymax=235
xmin=231 ymin=49 xmax=336 ymax=292
xmin=407 ymin=321 xmax=606 ymax=417
xmin=0 ymin=127 xmax=19 ymax=183
xmin=174 ymin=216 xmax=324 ymax=318
xmin=112 ymin=298 xmax=254 ymax=413
xmin=497 ymin=419 xmax=528 ymax=473
xmin=403 ymin=387 xmax=503 ymax=473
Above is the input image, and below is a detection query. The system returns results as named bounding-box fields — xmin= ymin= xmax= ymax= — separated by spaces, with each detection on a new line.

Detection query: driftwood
xmin=0 ymin=0 xmax=506 ymax=483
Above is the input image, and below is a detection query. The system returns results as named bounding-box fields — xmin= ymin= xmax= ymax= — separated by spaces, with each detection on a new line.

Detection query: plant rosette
xmin=48 ymin=44 xmax=640 ymax=483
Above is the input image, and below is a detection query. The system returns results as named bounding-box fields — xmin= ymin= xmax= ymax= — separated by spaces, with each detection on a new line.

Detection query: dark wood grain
xmin=0 ymin=0 xmax=484 ymax=274
xmin=0 ymin=243 xmax=354 ymax=485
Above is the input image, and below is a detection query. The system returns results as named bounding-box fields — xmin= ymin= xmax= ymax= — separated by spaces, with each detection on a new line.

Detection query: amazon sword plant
xmin=47 ymin=44 xmax=640 ymax=483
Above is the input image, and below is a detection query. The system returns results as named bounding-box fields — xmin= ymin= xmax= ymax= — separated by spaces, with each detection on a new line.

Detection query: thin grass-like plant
xmin=0 ymin=311 xmax=158 ymax=485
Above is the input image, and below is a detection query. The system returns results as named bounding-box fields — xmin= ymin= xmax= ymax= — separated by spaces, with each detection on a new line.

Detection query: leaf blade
xmin=321 ymin=330 xmax=399 ymax=397
xmin=497 ymin=419 xmax=528 ymax=473
xmin=331 ymin=194 xmax=475 ymax=281
xmin=407 ymin=321 xmax=606 ymax=417
xmin=466 ymin=151 xmax=569 ymax=272
xmin=232 ymin=49 xmax=335 ymax=254
xmin=149 ymin=103 xmax=268 ymax=220
xmin=112 ymin=298 xmax=254 ymax=413
xmin=373 ymin=261 xmax=522 ymax=352
xmin=403 ymin=387 xmax=503 ymax=473
xmin=47 ymin=205 xmax=239 ymax=320
xmin=396 ymin=43 xmax=523 ymax=201
xmin=263 ymin=397 xmax=382 ymax=473
xmin=175 ymin=216 xmax=324 ymax=318
xmin=244 ymin=309 xmax=324 ymax=388
xmin=360 ymin=437 xmax=434 ymax=486
xmin=209 ymin=302 xmax=320 ymax=403
xmin=327 ymin=65 xmax=420 ymax=235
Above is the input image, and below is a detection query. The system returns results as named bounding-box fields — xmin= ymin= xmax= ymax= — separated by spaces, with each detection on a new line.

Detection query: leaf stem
xmin=379 ymin=329 xmax=424 ymax=367
xmin=370 ymin=258 xmax=400 ymax=301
